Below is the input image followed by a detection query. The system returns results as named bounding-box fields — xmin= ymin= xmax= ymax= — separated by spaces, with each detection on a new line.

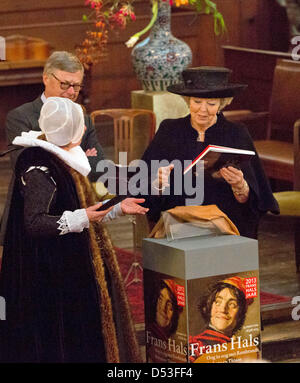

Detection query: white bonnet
xmin=39 ymin=97 xmax=85 ymax=146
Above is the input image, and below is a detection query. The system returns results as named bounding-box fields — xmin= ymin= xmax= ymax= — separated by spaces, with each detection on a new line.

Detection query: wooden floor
xmin=1 ymin=149 xmax=300 ymax=363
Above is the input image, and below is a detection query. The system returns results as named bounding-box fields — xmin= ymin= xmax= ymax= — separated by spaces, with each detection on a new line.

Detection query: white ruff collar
xmin=13 ymin=131 xmax=91 ymax=177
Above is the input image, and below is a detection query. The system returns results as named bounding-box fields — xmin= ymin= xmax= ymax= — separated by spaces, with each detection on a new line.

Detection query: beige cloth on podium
xmin=149 ymin=205 xmax=240 ymax=238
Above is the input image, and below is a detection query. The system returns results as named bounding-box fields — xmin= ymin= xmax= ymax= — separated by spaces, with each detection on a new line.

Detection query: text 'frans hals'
xmin=144 ymin=269 xmax=261 ymax=363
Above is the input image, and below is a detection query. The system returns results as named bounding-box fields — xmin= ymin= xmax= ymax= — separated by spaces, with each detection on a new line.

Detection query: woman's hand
xmin=86 ymin=202 xmax=114 ymax=222
xmin=121 ymin=198 xmax=149 ymax=215
xmin=219 ymin=166 xmax=249 ymax=203
xmin=219 ymin=166 xmax=244 ymax=188
xmin=85 ymin=147 xmax=97 ymax=157
xmin=153 ymin=164 xmax=174 ymax=190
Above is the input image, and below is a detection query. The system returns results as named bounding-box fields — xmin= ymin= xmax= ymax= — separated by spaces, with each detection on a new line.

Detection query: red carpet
xmin=115 ymin=247 xmax=145 ymax=324
xmin=115 ymin=247 xmax=292 ymax=324
xmin=259 ymin=291 xmax=291 ymax=305
xmin=0 ymin=249 xmax=290 ymax=326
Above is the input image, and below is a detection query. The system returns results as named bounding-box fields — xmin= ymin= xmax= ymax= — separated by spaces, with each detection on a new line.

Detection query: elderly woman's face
xmin=210 ymin=287 xmax=239 ymax=335
xmin=156 ymin=287 xmax=174 ymax=328
xmin=190 ymin=97 xmax=221 ymax=129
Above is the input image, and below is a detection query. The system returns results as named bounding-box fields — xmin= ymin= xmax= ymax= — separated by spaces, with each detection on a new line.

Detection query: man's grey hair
xmin=43 ymin=51 xmax=84 ymax=76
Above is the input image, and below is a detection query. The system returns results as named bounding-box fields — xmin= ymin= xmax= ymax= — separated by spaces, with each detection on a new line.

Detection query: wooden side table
xmin=0 ymin=59 xmax=45 ymax=86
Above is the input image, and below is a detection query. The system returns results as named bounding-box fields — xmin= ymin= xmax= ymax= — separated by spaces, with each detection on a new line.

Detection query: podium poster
xmin=144 ymin=269 xmax=188 ymax=363
xmin=144 ymin=269 xmax=261 ymax=363
xmin=188 ymin=270 xmax=261 ymax=363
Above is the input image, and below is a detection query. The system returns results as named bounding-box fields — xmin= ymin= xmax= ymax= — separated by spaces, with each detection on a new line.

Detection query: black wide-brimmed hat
xmin=167 ymin=66 xmax=247 ymax=98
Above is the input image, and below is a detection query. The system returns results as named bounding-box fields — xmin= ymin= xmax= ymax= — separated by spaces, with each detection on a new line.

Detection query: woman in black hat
xmin=141 ymin=67 xmax=279 ymax=238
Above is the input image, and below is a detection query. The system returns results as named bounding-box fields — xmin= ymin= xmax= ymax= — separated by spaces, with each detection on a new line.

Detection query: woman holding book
xmin=141 ymin=67 xmax=279 ymax=238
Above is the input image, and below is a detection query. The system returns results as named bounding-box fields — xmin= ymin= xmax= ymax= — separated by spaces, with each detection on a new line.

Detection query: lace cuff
xmin=57 ymin=208 xmax=89 ymax=235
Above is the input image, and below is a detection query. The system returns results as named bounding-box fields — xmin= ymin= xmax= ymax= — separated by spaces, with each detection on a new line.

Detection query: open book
xmin=183 ymin=144 xmax=255 ymax=175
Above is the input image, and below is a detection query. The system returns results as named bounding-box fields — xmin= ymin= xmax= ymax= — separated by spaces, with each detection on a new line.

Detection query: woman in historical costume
xmin=0 ymin=97 xmax=147 ymax=363
xmin=141 ymin=67 xmax=279 ymax=239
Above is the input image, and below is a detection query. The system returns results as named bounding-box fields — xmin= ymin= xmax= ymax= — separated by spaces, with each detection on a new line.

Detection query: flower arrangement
xmin=76 ymin=0 xmax=225 ymax=69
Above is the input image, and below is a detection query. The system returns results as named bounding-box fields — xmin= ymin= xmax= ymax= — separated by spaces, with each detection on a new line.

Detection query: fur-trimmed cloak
xmin=0 ymin=147 xmax=141 ymax=363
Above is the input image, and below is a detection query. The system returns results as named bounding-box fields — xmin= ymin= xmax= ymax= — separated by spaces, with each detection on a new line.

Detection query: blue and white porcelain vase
xmin=131 ymin=1 xmax=192 ymax=92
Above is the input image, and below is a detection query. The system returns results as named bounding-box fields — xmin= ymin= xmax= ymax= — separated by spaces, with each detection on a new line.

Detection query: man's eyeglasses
xmin=51 ymin=73 xmax=83 ymax=92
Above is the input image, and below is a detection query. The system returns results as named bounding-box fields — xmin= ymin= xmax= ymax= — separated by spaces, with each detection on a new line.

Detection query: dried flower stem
xmin=125 ymin=0 xmax=158 ymax=48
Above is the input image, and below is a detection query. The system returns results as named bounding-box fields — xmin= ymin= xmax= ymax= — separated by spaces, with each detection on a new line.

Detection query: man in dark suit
xmin=5 ymin=50 xmax=104 ymax=181
xmin=0 ymin=51 xmax=105 ymax=244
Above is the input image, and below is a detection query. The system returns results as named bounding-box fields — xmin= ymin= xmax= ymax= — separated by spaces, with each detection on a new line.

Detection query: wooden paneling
xmin=223 ymin=45 xmax=291 ymax=112
xmin=0 ymin=84 xmax=44 ymax=149
xmin=222 ymin=45 xmax=293 ymax=140
xmin=266 ymin=0 xmax=289 ymax=52
xmin=0 ymin=0 xmax=82 ymax=12
xmin=0 ymin=60 xmax=45 ymax=148
xmin=0 ymin=0 xmax=292 ymax=149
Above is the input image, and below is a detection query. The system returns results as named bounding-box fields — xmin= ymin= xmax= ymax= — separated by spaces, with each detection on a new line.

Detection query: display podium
xmin=131 ymin=90 xmax=189 ymax=132
xmin=142 ymin=235 xmax=261 ymax=363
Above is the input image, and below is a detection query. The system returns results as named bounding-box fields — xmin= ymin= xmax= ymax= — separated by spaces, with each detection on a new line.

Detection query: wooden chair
xmin=90 ymin=108 xmax=156 ymax=165
xmin=271 ymin=119 xmax=300 ymax=272
xmin=224 ymin=58 xmax=300 ymax=187
xmin=90 ymin=108 xmax=156 ymax=284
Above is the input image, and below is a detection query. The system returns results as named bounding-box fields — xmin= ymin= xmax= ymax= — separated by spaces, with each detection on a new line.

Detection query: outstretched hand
xmin=86 ymin=202 xmax=114 ymax=222
xmin=121 ymin=198 xmax=149 ymax=215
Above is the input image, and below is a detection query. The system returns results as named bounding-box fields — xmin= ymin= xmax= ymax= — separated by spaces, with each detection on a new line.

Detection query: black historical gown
xmin=0 ymin=146 xmax=140 ymax=363
xmin=141 ymin=113 xmax=279 ymax=238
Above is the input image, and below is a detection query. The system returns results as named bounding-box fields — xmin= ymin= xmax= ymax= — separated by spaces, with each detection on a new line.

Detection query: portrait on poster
xmin=188 ymin=270 xmax=261 ymax=363
xmin=143 ymin=269 xmax=188 ymax=363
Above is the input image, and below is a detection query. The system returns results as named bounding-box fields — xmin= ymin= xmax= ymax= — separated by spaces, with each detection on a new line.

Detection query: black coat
xmin=141 ymin=114 xmax=279 ymax=238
